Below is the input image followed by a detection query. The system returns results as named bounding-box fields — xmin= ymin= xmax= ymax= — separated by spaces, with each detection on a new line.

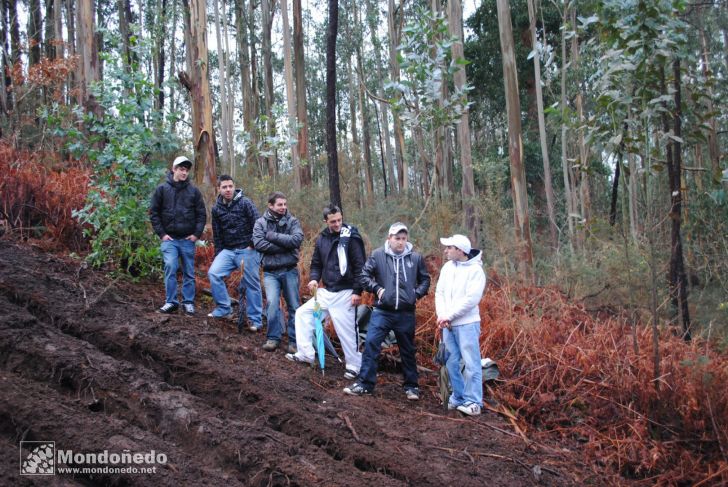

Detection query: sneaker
xmin=287 ymin=344 xmax=297 ymax=354
xmin=285 ymin=353 xmax=313 ymax=364
xmin=159 ymin=303 xmax=178 ymax=314
xmin=343 ymin=382 xmax=371 ymax=396
xmin=182 ymin=303 xmax=195 ymax=316
xmin=404 ymin=387 xmax=420 ymax=401
xmin=248 ymin=324 xmax=261 ymax=332
xmin=343 ymin=369 xmax=358 ymax=380
xmin=207 ymin=310 xmax=234 ymax=319
xmin=447 ymin=401 xmax=460 ymax=411
xmin=457 ymin=402 xmax=482 ymax=416
xmin=262 ymin=340 xmax=279 ymax=352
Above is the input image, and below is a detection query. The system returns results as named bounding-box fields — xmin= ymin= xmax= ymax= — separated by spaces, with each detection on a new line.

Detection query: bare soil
xmin=0 ymin=240 xmax=588 ymax=486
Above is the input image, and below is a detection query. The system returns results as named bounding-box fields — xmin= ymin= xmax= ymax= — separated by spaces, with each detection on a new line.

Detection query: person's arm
xmin=308 ymin=237 xmax=323 ymax=283
xmin=360 ymin=253 xmax=381 ymax=295
xmin=350 ymin=237 xmax=366 ymax=296
xmin=193 ymin=188 xmax=206 ymax=238
xmin=253 ymin=218 xmax=284 ymax=253
xmin=414 ymin=254 xmax=431 ymax=299
xmin=266 ymin=217 xmax=304 ymax=249
xmin=149 ymin=187 xmax=166 ymax=238
xmin=211 ymin=209 xmax=222 ymax=256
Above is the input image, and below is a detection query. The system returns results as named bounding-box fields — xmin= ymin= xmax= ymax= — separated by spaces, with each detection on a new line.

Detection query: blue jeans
xmin=443 ymin=322 xmax=482 ymax=407
xmin=263 ymin=267 xmax=300 ymax=344
xmin=161 ymin=239 xmax=196 ymax=305
xmin=358 ymin=309 xmax=417 ymax=391
xmin=208 ymin=248 xmax=262 ymax=326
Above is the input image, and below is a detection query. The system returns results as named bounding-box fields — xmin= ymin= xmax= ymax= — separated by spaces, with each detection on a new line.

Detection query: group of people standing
xmin=149 ymin=155 xmax=487 ymax=416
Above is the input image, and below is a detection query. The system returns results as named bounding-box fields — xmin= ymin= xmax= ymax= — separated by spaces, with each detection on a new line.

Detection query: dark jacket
xmin=252 ymin=210 xmax=304 ymax=271
xmin=309 ymin=225 xmax=366 ymax=295
xmin=149 ymin=171 xmax=206 ymax=239
xmin=361 ymin=242 xmax=430 ymax=312
xmin=211 ymin=189 xmax=260 ymax=253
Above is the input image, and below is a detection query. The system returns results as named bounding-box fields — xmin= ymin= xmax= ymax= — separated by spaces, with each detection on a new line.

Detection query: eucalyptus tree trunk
xmin=118 ymin=0 xmax=133 ymax=70
xmin=627 ymin=151 xmax=639 ymax=239
xmin=326 ymin=0 xmax=342 ymax=209
xmin=53 ymin=0 xmax=63 ymax=59
xmin=262 ymin=0 xmax=276 ymax=177
xmin=28 ymin=0 xmax=42 ymax=66
xmin=0 ymin=0 xmax=8 ymax=114
xmin=249 ymin=0 xmax=263 ymax=177
xmin=348 ymin=58 xmax=363 ymax=208
xmin=357 ymin=45 xmax=375 ymax=203
xmin=235 ymin=0 xmax=254 ymax=168
xmin=496 ymin=0 xmax=534 ymax=282
xmin=76 ymin=0 xmax=100 ymax=114
xmin=212 ymin=0 xmax=233 ymax=172
xmin=280 ymin=0 xmax=301 ymax=188
xmin=388 ymin=0 xmax=408 ymax=192
xmin=560 ymin=2 xmax=574 ymax=252
xmin=44 ymin=0 xmax=54 ymax=59
xmin=154 ymin=0 xmax=166 ymax=110
xmin=180 ymin=0 xmax=217 ymax=194
xmin=64 ymin=0 xmax=75 ymax=105
xmin=698 ymin=25 xmax=721 ymax=184
xmin=448 ymin=0 xmax=478 ymax=243
xmin=527 ymin=0 xmax=557 ymax=248
xmin=168 ymin=0 xmax=178 ymax=119
xmin=293 ymin=0 xmax=310 ymax=186
xmin=571 ymin=9 xmax=590 ymax=226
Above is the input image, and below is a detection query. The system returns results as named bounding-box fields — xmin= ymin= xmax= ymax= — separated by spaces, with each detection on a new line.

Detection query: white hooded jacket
xmin=435 ymin=249 xmax=486 ymax=327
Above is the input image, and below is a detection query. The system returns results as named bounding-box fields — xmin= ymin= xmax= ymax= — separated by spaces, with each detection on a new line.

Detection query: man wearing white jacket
xmin=436 ymin=234 xmax=486 ymax=416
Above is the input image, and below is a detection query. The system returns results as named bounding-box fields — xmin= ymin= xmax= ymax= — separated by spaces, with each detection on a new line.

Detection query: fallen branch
xmin=337 ymin=412 xmax=374 ymax=445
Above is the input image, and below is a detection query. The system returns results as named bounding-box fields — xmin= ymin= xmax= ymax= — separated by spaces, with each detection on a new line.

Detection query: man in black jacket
xmin=286 ymin=204 xmax=366 ymax=378
xmin=207 ymin=175 xmax=262 ymax=328
xmin=344 ymin=222 xmax=430 ymax=400
xmin=252 ymin=192 xmax=303 ymax=353
xmin=149 ymin=156 xmax=206 ymax=315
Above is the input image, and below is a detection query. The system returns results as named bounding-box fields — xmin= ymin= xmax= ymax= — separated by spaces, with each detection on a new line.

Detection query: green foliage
xmin=46 ymin=38 xmax=181 ymax=277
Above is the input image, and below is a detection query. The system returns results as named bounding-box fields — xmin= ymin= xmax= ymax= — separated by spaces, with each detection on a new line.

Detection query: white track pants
xmin=293 ymin=288 xmax=362 ymax=372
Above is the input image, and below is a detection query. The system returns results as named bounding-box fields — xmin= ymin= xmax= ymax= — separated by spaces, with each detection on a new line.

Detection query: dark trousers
xmin=358 ymin=308 xmax=418 ymax=390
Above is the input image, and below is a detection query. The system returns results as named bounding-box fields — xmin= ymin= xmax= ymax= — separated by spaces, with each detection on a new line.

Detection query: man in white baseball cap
xmin=435 ymin=234 xmax=486 ymax=416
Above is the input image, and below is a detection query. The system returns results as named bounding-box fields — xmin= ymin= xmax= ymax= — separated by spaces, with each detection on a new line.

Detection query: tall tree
xmin=0 ymin=0 xmax=9 ymax=114
xmin=292 ymin=0 xmax=310 ymax=186
xmin=496 ymin=0 xmax=534 ymax=282
xmin=388 ymin=0 xmax=407 ymax=192
xmin=212 ymin=0 xmax=233 ymax=172
xmin=76 ymin=0 xmax=100 ymax=113
xmin=261 ymin=0 xmax=276 ymax=177
xmin=179 ymin=0 xmax=217 ymax=193
xmin=448 ymin=0 xmax=478 ymax=243
xmin=326 ymin=0 xmax=341 ymax=208
xmin=28 ymin=0 xmax=42 ymax=66
xmin=280 ymin=0 xmax=300 ymax=188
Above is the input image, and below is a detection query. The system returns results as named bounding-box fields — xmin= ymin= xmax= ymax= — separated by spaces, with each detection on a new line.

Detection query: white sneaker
xmin=456 ymin=403 xmax=481 ymax=416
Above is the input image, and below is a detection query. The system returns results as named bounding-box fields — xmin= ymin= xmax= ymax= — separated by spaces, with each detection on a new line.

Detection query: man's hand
xmin=377 ymin=288 xmax=385 ymax=300
xmin=307 ymin=280 xmax=318 ymax=292
xmin=162 ymin=234 xmax=173 ymax=241
xmin=437 ymin=318 xmax=451 ymax=330
xmin=351 ymin=293 xmax=361 ymax=306
xmin=186 ymin=235 xmax=198 ymax=242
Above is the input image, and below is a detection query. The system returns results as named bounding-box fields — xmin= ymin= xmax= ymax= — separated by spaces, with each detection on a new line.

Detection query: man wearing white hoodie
xmin=436 ymin=234 xmax=486 ymax=416
xmin=344 ymin=222 xmax=430 ymax=400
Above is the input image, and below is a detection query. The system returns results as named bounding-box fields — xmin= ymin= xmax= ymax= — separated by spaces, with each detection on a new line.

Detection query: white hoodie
xmin=435 ymin=249 xmax=486 ymax=327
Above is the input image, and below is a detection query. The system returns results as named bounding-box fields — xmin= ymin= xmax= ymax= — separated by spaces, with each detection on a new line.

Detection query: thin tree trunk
xmin=358 ymin=48 xmax=375 ymax=203
xmin=293 ymin=0 xmax=310 ymax=186
xmin=448 ymin=0 xmax=478 ymax=243
xmin=28 ymin=0 xmax=42 ymax=66
xmin=212 ymin=0 xmax=231 ymax=171
xmin=280 ymin=0 xmax=300 ymax=188
xmin=235 ymin=0 xmax=253 ymax=167
xmin=64 ymin=0 xmax=75 ymax=105
xmin=571 ymin=9 xmax=590 ymax=227
xmin=527 ymin=0 xmax=556 ymax=248
xmin=249 ymin=0 xmax=262 ymax=177
xmin=326 ymin=0 xmax=341 ymax=209
xmin=168 ymin=0 xmax=177 ymax=122
xmin=496 ymin=0 xmax=534 ymax=282
xmin=388 ymin=0 xmax=407 ymax=192
xmin=698 ymin=25 xmax=721 ymax=184
xmin=155 ymin=0 xmax=166 ymax=110
xmin=0 ymin=0 xmax=9 ymax=114
xmin=560 ymin=2 xmax=574 ymax=252
xmin=627 ymin=151 xmax=639 ymax=239
xmin=44 ymin=0 xmax=54 ymax=59
xmin=348 ymin=56 xmax=363 ymax=208
xmin=262 ymin=0 xmax=276 ymax=177
xmin=76 ymin=0 xmax=99 ymax=114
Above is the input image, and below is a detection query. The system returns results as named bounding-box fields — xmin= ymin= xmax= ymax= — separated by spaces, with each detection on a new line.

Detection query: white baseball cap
xmin=440 ymin=234 xmax=471 ymax=254
xmin=388 ymin=222 xmax=408 ymax=236
xmin=172 ymin=156 xmax=192 ymax=169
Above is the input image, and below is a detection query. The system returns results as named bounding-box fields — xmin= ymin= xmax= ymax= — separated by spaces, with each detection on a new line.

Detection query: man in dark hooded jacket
xmin=344 ymin=222 xmax=430 ymax=400
xmin=286 ymin=204 xmax=366 ymax=378
xmin=207 ymin=175 xmax=262 ymax=328
xmin=252 ymin=192 xmax=303 ymax=353
xmin=149 ymin=156 xmax=206 ymax=315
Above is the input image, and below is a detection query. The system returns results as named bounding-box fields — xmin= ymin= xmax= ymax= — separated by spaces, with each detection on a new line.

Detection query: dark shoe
xmin=343 ymin=382 xmax=371 ymax=396
xmin=404 ymin=387 xmax=420 ymax=401
xmin=285 ymin=353 xmax=313 ymax=365
xmin=262 ymin=340 xmax=279 ymax=352
xmin=182 ymin=303 xmax=195 ymax=315
xmin=159 ymin=303 xmax=179 ymax=314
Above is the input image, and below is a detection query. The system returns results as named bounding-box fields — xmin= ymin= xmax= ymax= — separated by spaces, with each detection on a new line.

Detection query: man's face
xmin=444 ymin=245 xmax=466 ymax=262
xmin=172 ymin=165 xmax=190 ymax=182
xmin=387 ymin=231 xmax=408 ymax=254
xmin=269 ymin=198 xmax=287 ymax=216
xmin=219 ymin=180 xmax=235 ymax=201
xmin=325 ymin=212 xmax=343 ymax=233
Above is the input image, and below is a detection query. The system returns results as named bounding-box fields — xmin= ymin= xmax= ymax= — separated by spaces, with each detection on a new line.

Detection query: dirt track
xmin=0 ymin=240 xmax=584 ymax=486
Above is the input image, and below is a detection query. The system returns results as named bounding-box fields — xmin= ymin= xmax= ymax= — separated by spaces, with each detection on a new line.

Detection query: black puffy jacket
xmin=252 ymin=210 xmax=304 ymax=271
xmin=360 ymin=242 xmax=431 ymax=312
xmin=211 ymin=189 xmax=260 ymax=253
xmin=149 ymin=171 xmax=206 ymax=239
xmin=309 ymin=225 xmax=366 ymax=295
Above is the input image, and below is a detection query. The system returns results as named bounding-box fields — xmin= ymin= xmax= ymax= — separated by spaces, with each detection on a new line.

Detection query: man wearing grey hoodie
xmin=344 ymin=222 xmax=430 ymax=400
